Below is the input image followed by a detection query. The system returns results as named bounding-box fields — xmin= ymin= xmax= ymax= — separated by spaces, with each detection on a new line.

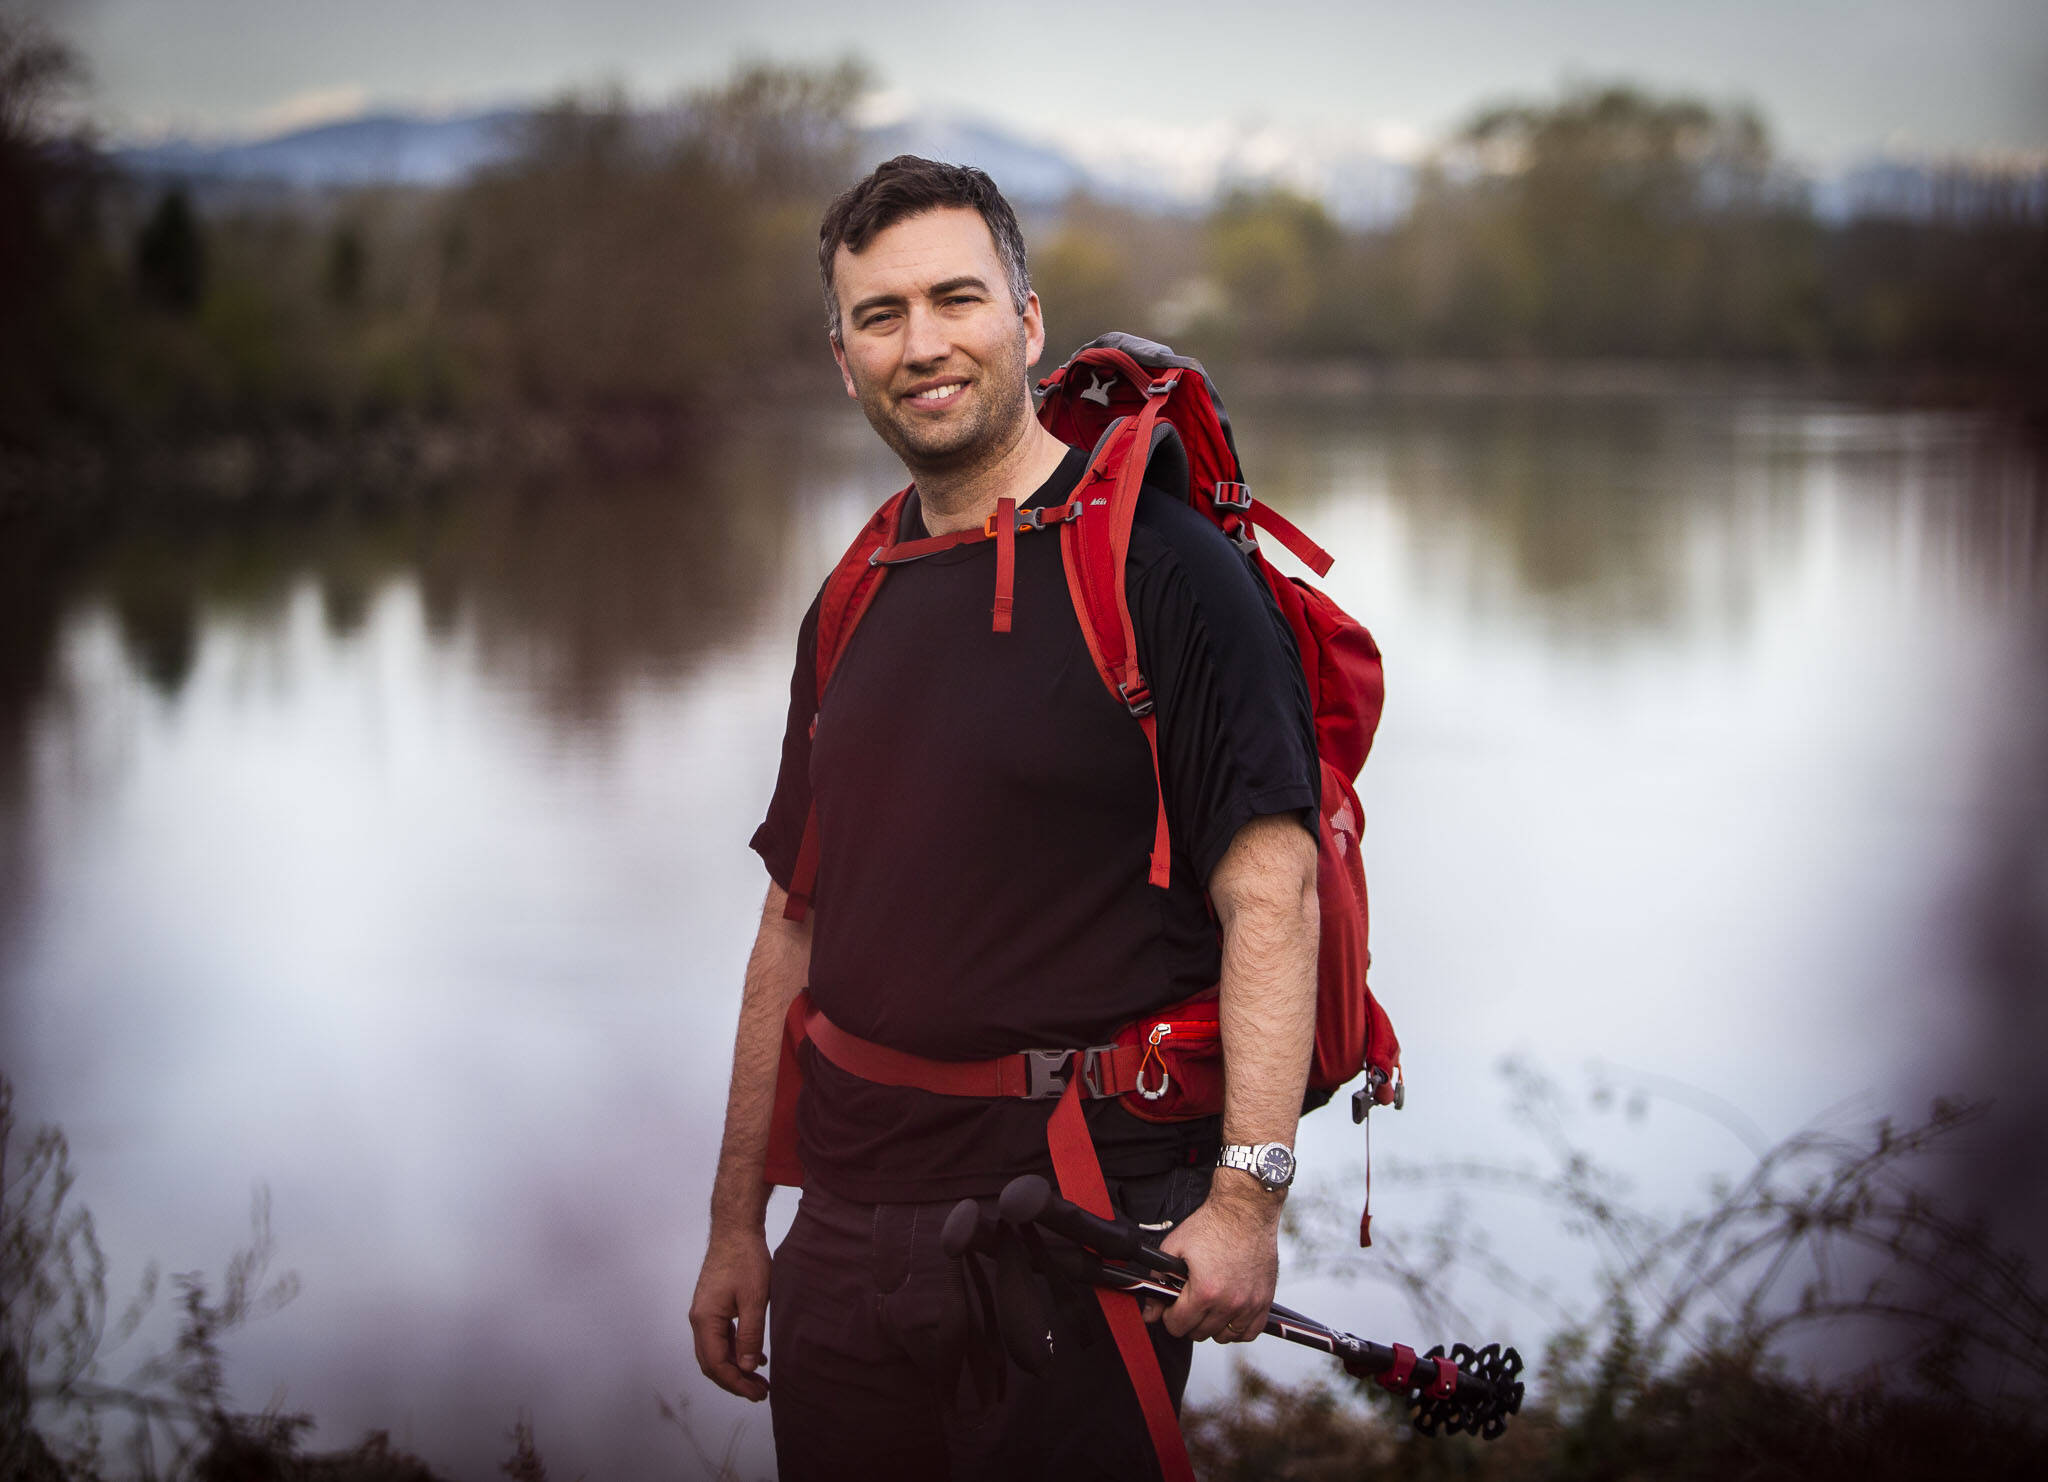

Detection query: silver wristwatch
xmin=1217 ymin=1141 xmax=1297 ymax=1191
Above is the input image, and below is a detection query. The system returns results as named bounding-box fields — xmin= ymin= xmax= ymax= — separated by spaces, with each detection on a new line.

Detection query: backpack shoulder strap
xmin=1059 ymin=379 xmax=1186 ymax=890
xmin=784 ymin=485 xmax=911 ymax=922
xmin=815 ymin=485 xmax=912 ymax=693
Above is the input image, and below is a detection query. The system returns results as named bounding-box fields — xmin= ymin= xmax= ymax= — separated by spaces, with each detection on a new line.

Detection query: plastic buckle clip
xmin=1117 ymin=678 xmax=1154 ymax=717
xmin=1212 ymin=481 xmax=1252 ymax=511
xmin=1075 ymin=1044 xmax=1117 ymax=1098
xmin=1022 ymin=1048 xmax=1075 ymax=1100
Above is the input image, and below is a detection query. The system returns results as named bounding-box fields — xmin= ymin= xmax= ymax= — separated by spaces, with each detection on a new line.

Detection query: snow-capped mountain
xmin=113 ymin=100 xmax=2040 ymax=229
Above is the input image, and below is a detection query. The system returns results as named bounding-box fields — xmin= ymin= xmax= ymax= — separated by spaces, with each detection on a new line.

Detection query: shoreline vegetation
xmin=4 ymin=28 xmax=2045 ymax=518
xmin=5 ymin=358 xmax=2010 ymax=515
xmin=7 ymin=1069 xmax=2045 ymax=1480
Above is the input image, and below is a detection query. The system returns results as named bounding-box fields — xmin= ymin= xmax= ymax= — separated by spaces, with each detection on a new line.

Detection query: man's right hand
xmin=689 ymin=1227 xmax=773 ymax=1402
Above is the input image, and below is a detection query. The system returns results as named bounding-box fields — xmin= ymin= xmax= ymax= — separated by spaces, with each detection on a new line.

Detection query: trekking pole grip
xmin=997 ymin=1174 xmax=1190 ymax=1278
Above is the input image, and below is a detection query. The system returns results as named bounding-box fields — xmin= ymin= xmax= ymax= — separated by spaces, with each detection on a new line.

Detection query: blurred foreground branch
xmin=0 ymin=1076 xmax=444 ymax=1480
xmin=1201 ymin=1067 xmax=2048 ymax=1479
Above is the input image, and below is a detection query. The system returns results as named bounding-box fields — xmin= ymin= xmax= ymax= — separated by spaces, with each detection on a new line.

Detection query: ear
xmin=829 ymin=332 xmax=858 ymax=399
xmin=1022 ymin=291 xmax=1046 ymax=370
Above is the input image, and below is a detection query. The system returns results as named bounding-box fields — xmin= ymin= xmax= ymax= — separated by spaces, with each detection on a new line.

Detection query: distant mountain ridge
xmin=119 ymin=109 xmax=530 ymax=189
xmin=115 ymin=105 xmax=1425 ymax=225
xmin=115 ymin=103 xmax=2042 ymax=226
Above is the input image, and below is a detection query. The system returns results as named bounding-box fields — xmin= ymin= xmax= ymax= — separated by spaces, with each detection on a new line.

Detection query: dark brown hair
xmin=817 ymin=155 xmax=1031 ymax=340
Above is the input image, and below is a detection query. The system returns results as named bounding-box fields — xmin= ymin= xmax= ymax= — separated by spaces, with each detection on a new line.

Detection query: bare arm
xmin=688 ymin=879 xmax=812 ymax=1400
xmin=1152 ymin=811 xmax=1318 ymax=1341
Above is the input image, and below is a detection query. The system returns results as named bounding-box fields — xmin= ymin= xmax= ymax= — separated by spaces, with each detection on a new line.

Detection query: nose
xmin=902 ymin=301 xmax=951 ymax=368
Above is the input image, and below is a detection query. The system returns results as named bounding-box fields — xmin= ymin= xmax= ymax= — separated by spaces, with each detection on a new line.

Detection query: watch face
xmin=1258 ymin=1145 xmax=1296 ymax=1186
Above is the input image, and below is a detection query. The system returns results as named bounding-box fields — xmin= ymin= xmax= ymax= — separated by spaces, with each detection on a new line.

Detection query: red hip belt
xmin=798 ymin=997 xmax=1156 ymax=1102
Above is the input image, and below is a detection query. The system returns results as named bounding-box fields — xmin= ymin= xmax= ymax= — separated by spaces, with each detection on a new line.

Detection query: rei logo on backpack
xmin=770 ymin=333 xmax=1402 ymax=1245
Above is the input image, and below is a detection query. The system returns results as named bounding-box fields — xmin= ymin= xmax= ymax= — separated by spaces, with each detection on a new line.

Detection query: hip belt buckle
xmin=1023 ymin=1049 xmax=1075 ymax=1099
xmin=1022 ymin=1045 xmax=1116 ymax=1100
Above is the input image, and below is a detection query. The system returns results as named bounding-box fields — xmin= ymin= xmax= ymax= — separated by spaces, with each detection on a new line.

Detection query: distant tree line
xmin=1033 ymin=85 xmax=2046 ymax=382
xmin=0 ymin=17 xmax=868 ymax=460
xmin=2 ymin=17 xmax=2043 ymax=472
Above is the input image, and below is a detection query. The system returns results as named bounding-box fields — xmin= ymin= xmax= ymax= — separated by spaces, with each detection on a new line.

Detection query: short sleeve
xmin=749 ymin=589 xmax=823 ymax=888
xmin=1126 ymin=491 xmax=1320 ymax=883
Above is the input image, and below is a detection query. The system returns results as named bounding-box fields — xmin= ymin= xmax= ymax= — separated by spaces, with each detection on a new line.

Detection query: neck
xmin=914 ymin=415 xmax=1073 ymax=537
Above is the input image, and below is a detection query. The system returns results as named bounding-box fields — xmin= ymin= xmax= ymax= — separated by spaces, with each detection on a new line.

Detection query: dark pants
xmin=768 ymin=1163 xmax=1213 ymax=1482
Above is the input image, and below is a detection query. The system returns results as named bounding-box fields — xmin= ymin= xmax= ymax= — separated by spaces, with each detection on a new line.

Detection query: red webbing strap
xmin=802 ymin=1005 xmax=1148 ymax=1100
xmin=784 ymin=800 xmax=823 ymax=923
xmin=1113 ymin=385 xmax=1177 ymax=889
xmin=1359 ymin=1113 xmax=1374 ymax=1247
xmin=1046 ymin=1080 xmax=1196 ymax=1482
xmin=1061 ymin=386 xmax=1177 ymax=891
xmin=816 ymin=489 xmax=908 ymax=680
xmin=1059 ymin=421 xmax=1134 ymax=700
xmin=764 ymin=992 xmax=810 ymax=1187
xmin=1136 ymin=710 xmax=1171 ymax=888
xmin=807 ymin=1005 xmax=1026 ymax=1097
xmin=872 ymin=523 xmax=990 ymax=564
xmin=871 ymin=500 xmax=1084 ymax=568
xmin=784 ymin=490 xmax=907 ymax=921
xmin=1245 ymin=498 xmax=1334 ymax=578
xmin=992 ymin=497 xmax=1016 ymax=632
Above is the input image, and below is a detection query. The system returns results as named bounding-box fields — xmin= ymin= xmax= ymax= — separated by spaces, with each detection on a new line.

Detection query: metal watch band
xmin=1217 ymin=1141 xmax=1296 ymax=1190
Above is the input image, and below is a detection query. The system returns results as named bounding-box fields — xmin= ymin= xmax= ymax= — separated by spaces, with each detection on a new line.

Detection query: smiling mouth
xmin=905 ymin=382 xmax=966 ymax=408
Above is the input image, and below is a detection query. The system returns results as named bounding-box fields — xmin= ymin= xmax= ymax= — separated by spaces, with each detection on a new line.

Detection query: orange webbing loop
xmin=1046 ymin=1079 xmax=1196 ymax=1482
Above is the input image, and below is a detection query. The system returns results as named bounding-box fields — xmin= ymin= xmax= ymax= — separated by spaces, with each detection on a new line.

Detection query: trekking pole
xmin=942 ymin=1175 xmax=1526 ymax=1441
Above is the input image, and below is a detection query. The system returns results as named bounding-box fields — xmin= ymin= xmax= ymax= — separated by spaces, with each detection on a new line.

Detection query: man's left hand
xmin=1140 ymin=1172 xmax=1281 ymax=1342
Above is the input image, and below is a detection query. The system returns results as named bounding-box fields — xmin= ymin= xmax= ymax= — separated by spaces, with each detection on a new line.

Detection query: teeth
xmin=912 ymin=383 xmax=963 ymax=402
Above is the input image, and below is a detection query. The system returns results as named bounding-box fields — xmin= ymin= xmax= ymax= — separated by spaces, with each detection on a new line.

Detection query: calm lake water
xmin=4 ymin=389 xmax=2044 ymax=1479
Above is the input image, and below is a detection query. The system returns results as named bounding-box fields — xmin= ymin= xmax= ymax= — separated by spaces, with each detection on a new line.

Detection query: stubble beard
xmin=852 ymin=323 xmax=1034 ymax=484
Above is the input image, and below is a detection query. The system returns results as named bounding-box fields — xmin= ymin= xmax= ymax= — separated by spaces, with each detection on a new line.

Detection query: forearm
xmin=1211 ymin=813 xmax=1319 ymax=1176
xmin=707 ymin=879 xmax=812 ymax=1234
xmin=1148 ymin=812 xmax=1316 ymax=1339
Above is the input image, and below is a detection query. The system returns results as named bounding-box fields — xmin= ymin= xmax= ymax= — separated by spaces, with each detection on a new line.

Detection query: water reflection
xmin=0 ymin=392 xmax=2042 ymax=1478
xmin=1249 ymin=392 xmax=2046 ymax=645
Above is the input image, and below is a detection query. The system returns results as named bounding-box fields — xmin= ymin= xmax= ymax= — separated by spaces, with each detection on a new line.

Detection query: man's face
xmin=829 ymin=207 xmax=1045 ymax=474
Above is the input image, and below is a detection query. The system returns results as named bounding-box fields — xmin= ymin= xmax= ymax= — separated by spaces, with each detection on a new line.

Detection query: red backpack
xmin=769 ymin=332 xmax=1401 ymax=1203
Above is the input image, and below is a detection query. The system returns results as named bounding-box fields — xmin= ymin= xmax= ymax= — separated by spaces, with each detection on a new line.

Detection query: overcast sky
xmin=36 ymin=0 xmax=2048 ymax=163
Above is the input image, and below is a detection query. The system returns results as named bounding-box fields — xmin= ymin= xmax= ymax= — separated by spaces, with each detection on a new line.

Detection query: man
xmin=688 ymin=155 xmax=1321 ymax=1481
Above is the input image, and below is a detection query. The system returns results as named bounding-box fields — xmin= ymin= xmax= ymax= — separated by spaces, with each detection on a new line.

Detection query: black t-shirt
xmin=751 ymin=443 xmax=1319 ymax=1202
